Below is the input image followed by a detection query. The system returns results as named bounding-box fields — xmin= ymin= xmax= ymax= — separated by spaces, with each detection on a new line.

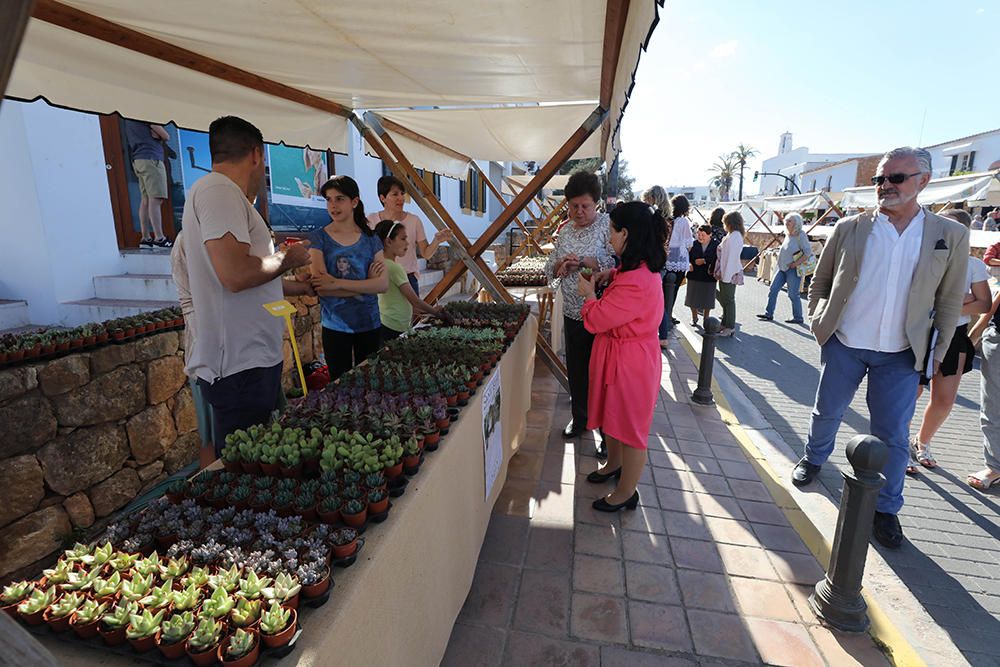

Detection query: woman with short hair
xmin=686 ymin=224 xmax=718 ymax=328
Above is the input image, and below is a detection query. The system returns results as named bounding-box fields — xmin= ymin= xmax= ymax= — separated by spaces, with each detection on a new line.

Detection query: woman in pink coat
xmin=578 ymin=201 xmax=667 ymax=511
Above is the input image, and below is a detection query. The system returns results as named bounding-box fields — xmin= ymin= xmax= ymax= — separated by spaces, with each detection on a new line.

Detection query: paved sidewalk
xmin=442 ymin=344 xmax=890 ymax=666
xmin=686 ymin=277 xmax=1000 ymax=666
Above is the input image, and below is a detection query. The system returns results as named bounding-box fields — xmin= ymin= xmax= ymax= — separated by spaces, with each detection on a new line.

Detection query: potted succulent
xmin=221 ymin=441 xmax=242 ymax=473
xmin=273 ymin=489 xmax=295 ymax=517
xmin=91 ymin=572 xmax=122 ymax=604
xmin=293 ymin=490 xmax=317 ymax=520
xmin=1 ymin=581 xmax=33 ymax=617
xmin=99 ymin=600 xmax=137 ymax=645
xmin=317 ymin=495 xmax=342 ymax=524
xmin=201 ymin=585 xmax=235 ymax=621
xmin=238 ymin=570 xmax=272 ymax=601
xmin=219 ymin=627 xmax=260 ymax=667
xmin=403 ymin=436 xmax=422 ymax=471
xmin=297 ymin=562 xmax=330 ymax=599
xmin=367 ymin=487 xmax=389 ymax=515
xmin=62 ymin=566 xmax=101 ymax=594
xmin=171 ymin=582 xmax=202 ymax=612
xmin=44 ymin=592 xmax=82 ymax=632
xmin=185 ymin=617 xmax=224 ymax=667
xmin=41 ymin=561 xmax=72 ymax=588
xmin=133 ymin=552 xmax=162 ymax=578
xmin=182 ymin=565 xmax=211 ymax=590
xmin=140 ymin=580 xmax=175 ymax=610
xmin=156 ymin=610 xmax=195 ymax=659
xmin=162 ymin=554 xmax=190 ymax=580
xmin=17 ymin=587 xmax=56 ymax=625
xmin=208 ymin=564 xmax=242 ymax=593
xmin=126 ymin=607 xmax=165 ymax=652
xmin=331 ymin=526 xmax=359 ymax=559
xmin=70 ymin=598 xmax=108 ymax=638
xmin=262 ymin=572 xmax=301 ymax=610
xmin=166 ymin=479 xmax=187 ymax=503
xmin=260 ymin=601 xmax=297 ymax=649
xmin=120 ymin=572 xmax=154 ymax=602
xmin=278 ymin=443 xmax=303 ymax=479
xmin=108 ymin=551 xmax=138 ymax=573
xmin=231 ymin=597 xmax=262 ymax=630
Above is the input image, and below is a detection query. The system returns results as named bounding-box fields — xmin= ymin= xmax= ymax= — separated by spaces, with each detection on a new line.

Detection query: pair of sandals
xmin=906 ymin=436 xmax=1000 ymax=491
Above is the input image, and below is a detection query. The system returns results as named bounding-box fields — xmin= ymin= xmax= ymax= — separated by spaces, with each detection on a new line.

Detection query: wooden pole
xmin=425 ymin=105 xmax=607 ymax=303
xmin=0 ymin=0 xmax=34 ymax=111
xmin=472 ymin=162 xmax=546 ymax=255
xmin=599 ymin=0 xmax=631 ymax=162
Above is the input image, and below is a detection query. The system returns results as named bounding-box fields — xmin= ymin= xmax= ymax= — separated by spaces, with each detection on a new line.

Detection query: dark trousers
xmin=564 ymin=316 xmax=596 ymax=427
xmin=322 ymin=327 xmax=382 ymax=381
xmin=407 ymin=272 xmax=420 ymax=295
xmin=665 ymin=270 xmax=684 ymax=320
xmin=381 ymin=325 xmax=403 ymax=342
xmin=198 ymin=362 xmax=282 ymax=456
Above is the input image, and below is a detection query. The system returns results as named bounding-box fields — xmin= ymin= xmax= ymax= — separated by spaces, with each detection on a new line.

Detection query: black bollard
xmin=691 ymin=317 xmax=720 ymax=405
xmin=809 ymin=435 xmax=888 ymax=633
xmin=663 ymin=272 xmax=676 ymax=334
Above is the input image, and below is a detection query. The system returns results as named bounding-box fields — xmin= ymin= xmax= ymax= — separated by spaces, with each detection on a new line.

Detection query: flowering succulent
xmin=120 ymin=572 xmax=154 ymax=602
xmin=17 ymin=587 xmax=56 ymax=615
xmin=201 ymin=585 xmax=235 ymax=619
xmin=48 ymin=592 xmax=83 ymax=619
xmin=159 ymin=610 xmax=195 ymax=644
xmin=260 ymin=601 xmax=292 ymax=635
xmin=126 ymin=608 xmax=165 ymax=639
xmin=231 ymin=597 xmax=262 ymax=627
xmin=73 ymin=598 xmax=108 ymax=625
xmin=186 ymin=617 xmax=223 ymax=652
xmin=226 ymin=628 xmax=257 ymax=659
xmin=1 ymin=581 xmax=33 ymax=605
xmin=100 ymin=601 xmax=137 ymax=630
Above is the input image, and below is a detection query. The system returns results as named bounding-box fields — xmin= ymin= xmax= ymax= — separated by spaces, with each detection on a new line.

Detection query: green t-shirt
xmin=379 ymin=259 xmax=413 ymax=332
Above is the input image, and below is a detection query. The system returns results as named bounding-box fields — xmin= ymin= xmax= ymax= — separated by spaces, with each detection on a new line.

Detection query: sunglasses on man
xmin=871 ymin=172 xmax=923 ymax=186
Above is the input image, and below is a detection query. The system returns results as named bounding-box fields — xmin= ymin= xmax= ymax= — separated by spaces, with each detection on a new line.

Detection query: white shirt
xmin=959 ymin=256 xmax=991 ymax=326
xmin=836 ymin=209 xmax=925 ymax=352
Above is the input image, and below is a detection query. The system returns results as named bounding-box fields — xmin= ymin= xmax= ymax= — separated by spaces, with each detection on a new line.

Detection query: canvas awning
xmin=9 ymin=0 xmax=660 ymax=161
xmin=840 ymin=171 xmax=1000 ymax=209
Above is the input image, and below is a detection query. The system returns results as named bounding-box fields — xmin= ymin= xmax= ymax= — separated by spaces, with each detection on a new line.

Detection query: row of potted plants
xmin=497 ymin=256 xmax=549 ymax=287
xmin=0 ymin=307 xmax=184 ymax=366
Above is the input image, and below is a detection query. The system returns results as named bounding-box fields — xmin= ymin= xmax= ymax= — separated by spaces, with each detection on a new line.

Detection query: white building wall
xmin=759 ymin=145 xmax=870 ymax=196
xmin=926 ymin=131 xmax=1000 ymax=179
xmin=799 ymin=161 xmax=858 ymax=193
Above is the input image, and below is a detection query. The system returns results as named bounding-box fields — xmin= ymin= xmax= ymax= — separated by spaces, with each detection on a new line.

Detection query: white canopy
xmin=10 ymin=0 xmax=661 ymax=161
xmin=762 ymin=191 xmax=840 ymax=212
xmin=840 ymin=171 xmax=1000 ymax=209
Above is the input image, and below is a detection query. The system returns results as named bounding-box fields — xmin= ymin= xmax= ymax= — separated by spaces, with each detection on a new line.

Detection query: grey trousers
xmin=982 ymin=327 xmax=1000 ymax=471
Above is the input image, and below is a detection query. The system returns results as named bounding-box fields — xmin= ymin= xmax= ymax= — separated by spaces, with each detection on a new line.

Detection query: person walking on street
xmin=758 ymin=212 xmax=813 ymax=324
xmin=791 ymin=147 xmax=970 ymax=549
xmin=715 ymin=211 xmax=745 ymax=336
xmin=968 ymin=290 xmax=1000 ymax=490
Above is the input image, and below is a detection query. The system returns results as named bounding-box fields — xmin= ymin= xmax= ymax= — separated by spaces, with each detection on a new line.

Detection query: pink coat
xmin=581 ymin=265 xmax=664 ymax=449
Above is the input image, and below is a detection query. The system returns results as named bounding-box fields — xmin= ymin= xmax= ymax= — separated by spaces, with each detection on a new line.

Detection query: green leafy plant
xmin=42 ymin=561 xmax=72 ymax=586
xmin=73 ymin=598 xmax=108 ymax=625
xmin=201 ymin=586 xmax=234 ymax=619
xmin=159 ymin=610 xmax=195 ymax=644
xmin=80 ymin=542 xmax=114 ymax=566
xmin=208 ymin=564 xmax=242 ymax=593
xmin=186 ymin=617 xmax=223 ymax=652
xmin=182 ymin=566 xmax=211 ymax=589
xmin=225 ymin=628 xmax=257 ymax=659
xmin=63 ymin=566 xmax=101 ymax=592
xmin=260 ymin=601 xmax=292 ymax=635
xmin=62 ymin=542 xmax=91 ymax=563
xmin=171 ymin=583 xmax=202 ymax=612
xmin=17 ymin=587 xmax=56 ymax=615
xmin=1 ymin=581 xmax=33 ymax=605
xmin=133 ymin=553 xmax=161 ymax=577
xmin=100 ymin=601 xmax=137 ymax=629
xmin=126 ymin=608 xmax=165 ymax=639
xmin=231 ymin=597 xmax=262 ymax=627
xmin=47 ymin=592 xmax=83 ymax=619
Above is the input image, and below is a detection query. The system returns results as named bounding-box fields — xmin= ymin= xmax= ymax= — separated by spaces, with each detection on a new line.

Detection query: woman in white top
xmin=662 ymin=194 xmax=694 ymax=340
xmin=715 ymin=211 xmax=745 ymax=337
xmin=758 ymin=212 xmax=812 ymax=324
xmin=908 ymin=209 xmax=993 ymax=471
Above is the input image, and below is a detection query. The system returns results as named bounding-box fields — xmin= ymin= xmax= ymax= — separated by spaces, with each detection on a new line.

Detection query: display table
xmin=44 ymin=316 xmax=538 ymax=667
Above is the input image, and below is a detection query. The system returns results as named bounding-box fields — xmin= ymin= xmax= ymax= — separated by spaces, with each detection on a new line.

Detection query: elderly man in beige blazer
xmin=791 ymin=147 xmax=969 ymax=549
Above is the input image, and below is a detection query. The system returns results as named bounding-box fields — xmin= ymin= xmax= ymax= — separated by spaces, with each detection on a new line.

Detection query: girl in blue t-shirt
xmin=308 ymin=175 xmax=388 ymax=380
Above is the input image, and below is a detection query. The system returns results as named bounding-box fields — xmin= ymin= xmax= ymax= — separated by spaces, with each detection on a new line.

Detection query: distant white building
xmin=799 ymin=155 xmax=881 ymax=193
xmin=924 ymin=128 xmax=1000 ymax=179
xmin=664 ymin=185 xmax=711 ymax=204
xmin=757 ymin=132 xmax=871 ymax=196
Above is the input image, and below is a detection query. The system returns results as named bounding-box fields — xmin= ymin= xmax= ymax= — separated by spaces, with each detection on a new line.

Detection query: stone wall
xmin=0 ymin=296 xmax=321 ymax=582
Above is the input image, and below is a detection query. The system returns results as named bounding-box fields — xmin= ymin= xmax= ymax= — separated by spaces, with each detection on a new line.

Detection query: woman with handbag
xmin=757 ymin=212 xmax=813 ymax=324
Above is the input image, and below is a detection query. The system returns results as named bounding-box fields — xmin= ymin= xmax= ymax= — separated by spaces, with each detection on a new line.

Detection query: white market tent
xmin=840 ymin=170 xmax=1000 ymax=209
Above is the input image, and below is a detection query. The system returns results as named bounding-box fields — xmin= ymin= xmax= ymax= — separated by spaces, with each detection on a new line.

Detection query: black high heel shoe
xmin=586 ymin=467 xmax=622 ymax=484
xmin=592 ymin=490 xmax=639 ymax=512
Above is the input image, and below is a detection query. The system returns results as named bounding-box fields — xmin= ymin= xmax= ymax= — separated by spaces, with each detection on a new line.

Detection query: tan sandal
xmin=909 ymin=437 xmax=937 ymax=468
xmin=967 ymin=469 xmax=1000 ymax=491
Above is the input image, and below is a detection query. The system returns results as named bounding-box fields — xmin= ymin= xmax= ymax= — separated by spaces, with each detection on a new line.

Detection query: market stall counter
xmin=41 ymin=315 xmax=538 ymax=667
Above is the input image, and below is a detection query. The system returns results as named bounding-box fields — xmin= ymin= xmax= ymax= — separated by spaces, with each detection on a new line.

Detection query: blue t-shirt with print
xmin=308 ymin=227 xmax=382 ymax=333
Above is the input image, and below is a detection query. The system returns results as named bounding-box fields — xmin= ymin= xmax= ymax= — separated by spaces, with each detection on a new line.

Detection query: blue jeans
xmin=765 ymin=268 xmax=802 ymax=321
xmin=804 ymin=335 xmax=919 ymax=514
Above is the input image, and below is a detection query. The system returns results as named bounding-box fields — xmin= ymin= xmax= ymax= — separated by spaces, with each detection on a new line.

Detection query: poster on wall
xmin=481 ymin=363 xmax=503 ymax=501
xmin=177 ymin=128 xmax=213 ymax=192
xmin=267 ymin=145 xmax=327 ymax=208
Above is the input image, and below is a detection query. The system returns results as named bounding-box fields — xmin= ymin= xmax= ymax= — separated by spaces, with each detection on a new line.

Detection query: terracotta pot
xmin=155 ymin=533 xmax=177 ymax=550
xmin=165 ymin=490 xmax=184 ymax=504
xmin=223 ymin=460 xmax=241 ymax=474
xmin=296 ymin=504 xmax=317 ymax=521
xmin=260 ymin=462 xmax=280 ymax=476
xmin=279 ymin=463 xmax=303 ymax=479
xmin=156 ymin=630 xmax=189 ymax=659
xmin=9 ymin=349 xmax=25 ymax=362
xmin=241 ymin=461 xmax=262 ymax=475
xmin=457 ymin=390 xmax=470 ymax=401
xmin=25 ymin=344 xmax=41 ymax=358
xmin=280 ymin=592 xmax=299 ymax=611
xmin=218 ymin=629 xmax=260 ymax=667
xmin=261 ymin=608 xmax=297 ymax=649
xmin=301 ymin=572 xmax=330 ymax=599
xmin=44 ymin=607 xmax=74 ymax=633
xmin=128 ymin=631 xmax=158 ymax=653
xmin=19 ymin=606 xmax=45 ymax=625
xmin=342 ymin=508 xmax=367 ymax=528
xmin=274 ymin=503 xmax=295 ymax=518
xmin=84 ymin=335 xmax=97 ymax=346
xmin=0 ymin=352 xmax=8 ymax=364
xmin=97 ymin=333 xmax=109 ymax=343
xmin=435 ymin=417 xmax=450 ymax=430
xmin=70 ymin=614 xmax=101 ymax=639
xmin=383 ymin=462 xmax=404 ymax=479
xmin=111 ymin=332 xmax=125 ymax=342
xmin=186 ymin=638 xmax=222 ymax=667
xmin=368 ymin=496 xmax=389 ymax=515
xmin=156 ymin=321 xmax=167 ymax=330
xmin=446 ymin=394 xmax=458 ymax=407
xmin=125 ymin=327 xmax=136 ymax=338
xmin=331 ymin=538 xmax=358 ymax=560
xmin=303 ymin=456 xmax=321 ymax=476
xmin=99 ymin=624 xmax=127 ymax=645
xmin=423 ymin=431 xmax=440 ymax=447
xmin=317 ymin=507 xmax=341 ymax=525
xmin=403 ymin=454 xmax=421 ymax=470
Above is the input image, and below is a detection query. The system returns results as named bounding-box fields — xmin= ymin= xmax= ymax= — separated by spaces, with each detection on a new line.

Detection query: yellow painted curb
xmin=676 ymin=335 xmax=925 ymax=667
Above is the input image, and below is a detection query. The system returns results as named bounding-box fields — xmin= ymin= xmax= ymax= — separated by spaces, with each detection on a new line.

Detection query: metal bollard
xmin=691 ymin=317 xmax=720 ymax=405
xmin=663 ymin=272 xmax=676 ymax=334
xmin=809 ymin=435 xmax=888 ymax=633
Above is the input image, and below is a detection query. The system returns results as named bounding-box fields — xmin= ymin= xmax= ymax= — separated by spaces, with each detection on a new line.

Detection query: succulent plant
xmin=1 ymin=580 xmax=33 ymax=605
xmin=63 ymin=566 xmax=101 ymax=592
xmin=73 ymin=598 xmax=108 ymax=625
xmin=238 ymin=569 xmax=273 ymax=600
xmin=364 ymin=471 xmax=386 ymax=489
xmin=342 ymin=499 xmax=365 ymax=516
xmin=186 ymin=617 xmax=223 ymax=651
xmin=91 ymin=571 xmax=122 ymax=598
xmin=42 ymin=561 xmax=72 ymax=586
xmin=253 ymin=477 xmax=273 ymax=491
xmin=126 ymin=608 xmax=165 ymax=639
xmin=208 ymin=564 xmax=242 ymax=593
xmin=18 ymin=587 xmax=56 ymax=615
xmin=120 ymin=572 xmax=154 ymax=602
xmin=161 ymin=555 xmax=190 ymax=579
xmin=276 ymin=478 xmax=297 ymax=493
xmin=171 ymin=582 xmax=201 ymax=612
xmin=140 ymin=580 xmax=175 ymax=609
xmin=159 ymin=610 xmax=195 ymax=644
xmin=225 ymin=628 xmax=257 ymax=659
xmin=48 ymin=592 xmax=83 ymax=619
xmin=101 ymin=600 xmax=138 ymax=629
xmin=80 ymin=542 xmax=114 ymax=566
xmin=133 ymin=553 xmax=162 ymax=577
xmin=62 ymin=542 xmax=92 ymax=563
xmin=342 ymin=484 xmax=362 ymax=501
xmin=108 ymin=551 xmax=139 ymax=572
xmin=331 ymin=526 xmax=358 ymax=546
xmin=201 ymin=585 xmax=234 ymax=619
xmin=231 ymin=597 xmax=262 ymax=627
xmin=260 ymin=601 xmax=292 ymax=635
xmin=262 ymin=572 xmax=301 ymax=604
xmin=182 ymin=566 xmax=211 ymax=589
xmin=368 ymin=487 xmax=387 ymax=504
xmin=319 ymin=496 xmax=342 ymax=513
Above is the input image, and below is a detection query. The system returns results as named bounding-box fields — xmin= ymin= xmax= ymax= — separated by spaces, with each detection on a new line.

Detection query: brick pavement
xmin=687 ymin=277 xmax=1000 ymax=667
xmin=442 ymin=344 xmax=889 ymax=666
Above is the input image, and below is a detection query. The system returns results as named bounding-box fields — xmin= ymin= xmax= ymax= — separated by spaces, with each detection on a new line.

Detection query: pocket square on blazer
xmin=934 ymin=239 xmax=948 ymax=250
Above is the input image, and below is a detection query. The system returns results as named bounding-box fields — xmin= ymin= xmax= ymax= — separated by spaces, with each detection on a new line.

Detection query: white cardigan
xmin=717 ymin=231 xmax=744 ymax=284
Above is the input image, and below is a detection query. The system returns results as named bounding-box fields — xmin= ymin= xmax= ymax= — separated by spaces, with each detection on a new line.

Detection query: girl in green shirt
xmin=374 ymin=220 xmax=444 ymax=340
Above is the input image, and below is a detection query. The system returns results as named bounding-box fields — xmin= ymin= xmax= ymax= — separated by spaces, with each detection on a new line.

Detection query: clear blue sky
xmin=620 ymin=0 xmax=1000 ymax=193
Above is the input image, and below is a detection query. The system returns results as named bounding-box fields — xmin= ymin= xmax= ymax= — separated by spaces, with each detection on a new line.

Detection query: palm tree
xmin=708 ymin=154 xmax=736 ymax=202
xmin=731 ymin=144 xmax=758 ymax=201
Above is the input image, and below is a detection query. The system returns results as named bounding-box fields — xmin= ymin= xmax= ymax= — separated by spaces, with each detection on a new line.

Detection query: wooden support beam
xmin=599 ymin=0 xmax=631 ymax=161
xmin=426 ymin=105 xmax=607 ymax=303
xmin=32 ymin=0 xmax=352 ymax=119
xmin=471 ymin=162 xmax=546 ymax=256
xmin=0 ymin=0 xmax=34 ymax=111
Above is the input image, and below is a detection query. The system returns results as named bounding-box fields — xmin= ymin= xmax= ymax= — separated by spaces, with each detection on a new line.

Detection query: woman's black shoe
xmin=562 ymin=421 xmax=583 ymax=438
xmin=592 ymin=490 xmax=639 ymax=512
xmin=586 ymin=467 xmax=621 ymax=483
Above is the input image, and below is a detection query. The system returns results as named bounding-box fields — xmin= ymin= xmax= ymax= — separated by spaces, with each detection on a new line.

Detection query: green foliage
xmin=187 ymin=617 xmax=223 ymax=651
xmin=260 ymin=601 xmax=291 ymax=635
xmin=160 ymin=610 xmax=195 ymax=644
xmin=126 ymin=608 xmax=165 ymax=639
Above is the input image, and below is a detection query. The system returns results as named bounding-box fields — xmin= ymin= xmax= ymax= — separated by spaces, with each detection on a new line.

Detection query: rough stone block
xmin=38 ymin=495 xmax=66 ymax=510
xmin=137 ymin=460 xmax=164 ymax=482
xmin=90 ymin=343 xmax=136 ymax=376
xmin=133 ymin=332 xmax=179 ymax=362
xmin=126 ymin=403 xmax=177 ymax=464
xmin=62 ymin=492 xmax=95 ymax=529
xmin=164 ymin=432 xmax=201 ymax=474
xmin=0 ymin=366 xmax=38 ymax=403
xmin=0 ymin=395 xmax=57 ymax=458
xmin=0 ymin=506 xmax=72 ymax=578
xmin=140 ymin=472 xmax=169 ymax=495
xmin=50 ymin=365 xmax=146 ymax=426
xmin=88 ymin=468 xmax=141 ymax=517
xmin=37 ymin=422 xmax=130 ymax=496
xmin=38 ymin=355 xmax=91 ymax=396
xmin=172 ymin=385 xmax=197 ymax=434
xmin=147 ymin=356 xmax=186 ymax=404
xmin=0 ymin=455 xmax=45 ymax=528
xmin=299 ymin=330 xmax=314 ymax=364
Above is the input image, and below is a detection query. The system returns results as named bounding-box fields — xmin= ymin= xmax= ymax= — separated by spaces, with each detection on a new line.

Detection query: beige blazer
xmin=807 ymin=209 xmax=970 ymax=371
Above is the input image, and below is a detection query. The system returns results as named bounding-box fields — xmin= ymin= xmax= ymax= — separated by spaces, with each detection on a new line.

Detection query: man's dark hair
xmin=564 ymin=171 xmax=602 ymax=202
xmin=377 ymin=175 xmax=406 ymax=198
xmin=698 ymin=224 xmax=713 ymax=235
xmin=209 ymin=116 xmax=264 ymax=163
xmin=611 ymin=201 xmax=666 ymax=273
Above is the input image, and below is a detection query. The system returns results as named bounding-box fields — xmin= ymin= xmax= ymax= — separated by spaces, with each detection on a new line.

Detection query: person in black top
xmin=684 ymin=224 xmax=718 ymax=328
